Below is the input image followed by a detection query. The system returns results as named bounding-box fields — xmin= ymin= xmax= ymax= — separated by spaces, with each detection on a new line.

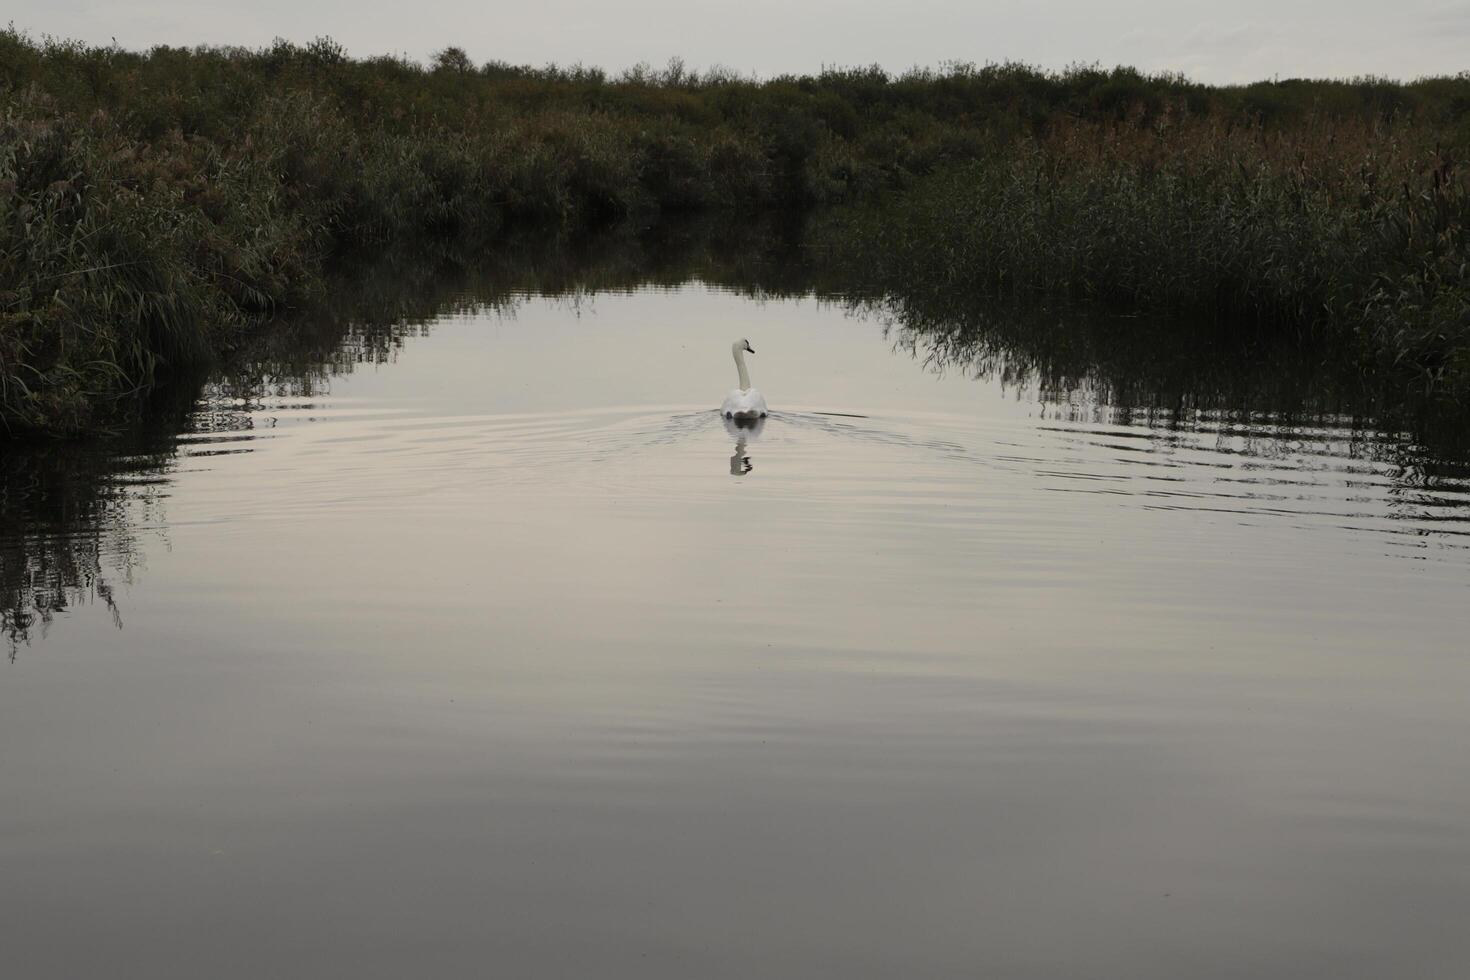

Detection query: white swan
xmin=721 ymin=338 xmax=768 ymax=420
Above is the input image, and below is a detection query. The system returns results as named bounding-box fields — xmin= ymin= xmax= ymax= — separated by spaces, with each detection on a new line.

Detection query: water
xmin=3 ymin=247 xmax=1469 ymax=978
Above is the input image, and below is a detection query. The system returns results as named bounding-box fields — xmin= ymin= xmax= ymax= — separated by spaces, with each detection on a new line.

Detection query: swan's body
xmin=722 ymin=387 xmax=767 ymax=419
xmin=721 ymin=339 xmax=768 ymax=419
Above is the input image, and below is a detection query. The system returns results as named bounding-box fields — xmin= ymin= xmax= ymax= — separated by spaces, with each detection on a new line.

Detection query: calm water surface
xmin=3 ymin=263 xmax=1469 ymax=978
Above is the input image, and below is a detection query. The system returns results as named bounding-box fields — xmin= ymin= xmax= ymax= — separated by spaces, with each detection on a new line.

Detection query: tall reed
xmin=821 ymin=113 xmax=1470 ymax=398
xmin=4 ymin=28 xmax=1469 ymax=434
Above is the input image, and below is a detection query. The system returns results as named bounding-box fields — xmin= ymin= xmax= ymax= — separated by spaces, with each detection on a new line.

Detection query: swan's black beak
xmin=746 ymin=345 xmax=755 ymax=354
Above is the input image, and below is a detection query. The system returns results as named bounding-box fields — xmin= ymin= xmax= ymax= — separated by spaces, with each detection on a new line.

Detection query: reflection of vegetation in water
xmin=876 ymin=296 xmax=1350 ymax=415
xmin=856 ymin=287 xmax=1470 ymax=536
xmin=852 ymin=282 xmax=1470 ymax=452
xmin=3 ymin=221 xmax=1467 ymax=656
xmin=1 ymin=440 xmax=173 ymax=656
xmin=217 ymin=220 xmax=815 ymax=401
xmin=0 ymin=221 xmax=804 ymax=656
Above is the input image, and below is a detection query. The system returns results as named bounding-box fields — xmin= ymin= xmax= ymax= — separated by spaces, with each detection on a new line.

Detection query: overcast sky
xmin=8 ymin=0 xmax=1469 ymax=84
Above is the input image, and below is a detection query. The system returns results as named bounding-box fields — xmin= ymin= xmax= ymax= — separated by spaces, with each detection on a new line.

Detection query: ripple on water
xmin=141 ymin=390 xmax=1470 ymax=569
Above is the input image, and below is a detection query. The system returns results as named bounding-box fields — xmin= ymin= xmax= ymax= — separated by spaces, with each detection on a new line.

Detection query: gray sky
xmin=8 ymin=0 xmax=1469 ymax=83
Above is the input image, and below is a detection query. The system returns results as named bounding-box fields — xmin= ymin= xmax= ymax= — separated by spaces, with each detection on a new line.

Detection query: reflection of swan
xmin=730 ymin=439 xmax=752 ymax=475
xmin=721 ymin=339 xmax=768 ymax=419
xmin=724 ymin=414 xmax=765 ymax=476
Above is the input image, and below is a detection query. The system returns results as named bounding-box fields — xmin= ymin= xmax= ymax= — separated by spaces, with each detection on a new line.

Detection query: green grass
xmin=3 ymin=28 xmax=1470 ymax=435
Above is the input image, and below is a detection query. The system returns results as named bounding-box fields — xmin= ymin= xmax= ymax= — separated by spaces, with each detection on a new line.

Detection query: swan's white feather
xmin=722 ymin=387 xmax=768 ymax=419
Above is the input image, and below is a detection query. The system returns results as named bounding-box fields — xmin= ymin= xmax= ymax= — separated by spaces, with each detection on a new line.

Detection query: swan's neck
xmin=733 ymin=348 xmax=752 ymax=391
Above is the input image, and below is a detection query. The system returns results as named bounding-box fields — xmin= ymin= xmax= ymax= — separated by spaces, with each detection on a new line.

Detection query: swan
xmin=721 ymin=339 xmax=768 ymax=420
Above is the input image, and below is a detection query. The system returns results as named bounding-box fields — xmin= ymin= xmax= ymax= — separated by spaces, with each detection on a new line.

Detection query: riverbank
xmin=3 ymin=30 xmax=1468 ymax=436
xmin=814 ymin=116 xmax=1470 ymax=404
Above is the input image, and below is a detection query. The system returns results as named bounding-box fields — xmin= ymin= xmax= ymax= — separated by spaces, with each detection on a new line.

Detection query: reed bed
xmin=3 ymin=28 xmax=1469 ymax=434
xmin=822 ymin=114 xmax=1470 ymax=399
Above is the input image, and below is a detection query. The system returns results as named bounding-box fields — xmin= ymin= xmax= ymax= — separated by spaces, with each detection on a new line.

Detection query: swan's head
xmin=733 ymin=338 xmax=755 ymax=355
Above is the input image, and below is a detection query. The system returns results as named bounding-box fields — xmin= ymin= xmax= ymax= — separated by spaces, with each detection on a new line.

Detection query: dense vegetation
xmin=2 ymin=28 xmax=1469 ymax=435
xmin=819 ymin=115 xmax=1470 ymax=401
